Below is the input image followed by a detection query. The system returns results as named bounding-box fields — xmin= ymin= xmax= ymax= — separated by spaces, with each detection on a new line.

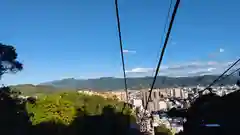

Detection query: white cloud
xmin=126 ymin=68 xmax=153 ymax=73
xmin=126 ymin=60 xmax=239 ymax=77
xmin=219 ymin=48 xmax=224 ymax=53
xmin=207 ymin=67 xmax=216 ymax=72
xmin=123 ymin=49 xmax=136 ymax=54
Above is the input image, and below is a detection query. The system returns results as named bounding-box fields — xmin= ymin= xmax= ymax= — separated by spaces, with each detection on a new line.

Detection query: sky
xmin=0 ymin=0 xmax=239 ymax=85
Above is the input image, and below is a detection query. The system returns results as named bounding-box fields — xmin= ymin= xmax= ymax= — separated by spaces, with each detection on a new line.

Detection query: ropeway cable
xmin=219 ymin=67 xmax=240 ymax=83
xmin=143 ymin=0 xmax=181 ymax=117
xmin=114 ymin=0 xmax=129 ymax=112
xmin=201 ymin=58 xmax=240 ymax=93
xmin=190 ymin=58 xmax=240 ymax=103
xmin=150 ymin=0 xmax=173 ymax=78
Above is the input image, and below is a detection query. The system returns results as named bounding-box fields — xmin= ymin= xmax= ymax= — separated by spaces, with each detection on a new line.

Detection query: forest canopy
xmin=26 ymin=91 xmax=134 ymax=125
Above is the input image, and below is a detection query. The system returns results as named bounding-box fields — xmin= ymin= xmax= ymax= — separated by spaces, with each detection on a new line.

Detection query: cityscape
xmin=71 ymin=84 xmax=240 ymax=134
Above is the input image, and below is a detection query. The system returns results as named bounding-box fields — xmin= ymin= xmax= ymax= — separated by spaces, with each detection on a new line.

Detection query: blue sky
xmin=0 ymin=0 xmax=239 ymax=85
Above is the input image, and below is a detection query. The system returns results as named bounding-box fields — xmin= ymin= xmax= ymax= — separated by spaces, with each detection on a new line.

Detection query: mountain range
xmin=40 ymin=75 xmax=239 ymax=91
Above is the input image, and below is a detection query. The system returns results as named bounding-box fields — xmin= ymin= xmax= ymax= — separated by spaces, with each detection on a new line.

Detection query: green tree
xmin=155 ymin=125 xmax=173 ymax=135
xmin=0 ymin=43 xmax=27 ymax=135
xmin=27 ymin=92 xmax=135 ymax=125
xmin=27 ymin=95 xmax=76 ymax=125
xmin=112 ymin=95 xmax=118 ymax=101
xmin=0 ymin=43 xmax=23 ymax=76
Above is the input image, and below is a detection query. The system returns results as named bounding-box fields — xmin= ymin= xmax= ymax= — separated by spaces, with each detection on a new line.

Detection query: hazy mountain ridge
xmin=40 ymin=75 xmax=239 ymax=90
xmin=10 ymin=84 xmax=78 ymax=96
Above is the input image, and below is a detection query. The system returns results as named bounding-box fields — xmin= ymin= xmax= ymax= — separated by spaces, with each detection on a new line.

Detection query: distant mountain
xmin=40 ymin=75 xmax=239 ymax=90
xmin=10 ymin=84 xmax=75 ymax=96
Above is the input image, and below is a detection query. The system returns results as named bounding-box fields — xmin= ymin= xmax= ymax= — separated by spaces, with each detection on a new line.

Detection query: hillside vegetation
xmin=0 ymin=86 xmax=141 ymax=135
xmin=26 ymin=91 xmax=133 ymax=125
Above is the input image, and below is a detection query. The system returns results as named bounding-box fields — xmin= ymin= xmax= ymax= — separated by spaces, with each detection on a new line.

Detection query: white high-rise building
xmin=131 ymin=99 xmax=143 ymax=108
xmin=159 ymin=100 xmax=167 ymax=111
xmin=173 ymin=88 xmax=182 ymax=98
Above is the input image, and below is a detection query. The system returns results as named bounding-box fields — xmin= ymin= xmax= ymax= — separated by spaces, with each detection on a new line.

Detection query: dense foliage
xmin=26 ymin=92 xmax=133 ymax=125
xmin=0 ymin=43 xmax=23 ymax=76
xmin=155 ymin=125 xmax=173 ymax=135
xmin=0 ymin=86 xmax=139 ymax=135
